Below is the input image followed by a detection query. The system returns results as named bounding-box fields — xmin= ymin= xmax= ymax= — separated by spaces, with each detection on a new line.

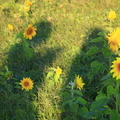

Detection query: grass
xmin=1 ymin=0 xmax=120 ymax=119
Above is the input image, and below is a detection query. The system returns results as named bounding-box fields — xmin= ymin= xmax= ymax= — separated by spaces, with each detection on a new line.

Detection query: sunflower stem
xmin=116 ymin=83 xmax=119 ymax=114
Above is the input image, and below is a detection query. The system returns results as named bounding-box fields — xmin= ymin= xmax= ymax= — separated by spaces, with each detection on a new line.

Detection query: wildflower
xmin=56 ymin=66 xmax=62 ymax=75
xmin=20 ymin=77 xmax=34 ymax=91
xmin=25 ymin=1 xmax=32 ymax=7
xmin=75 ymin=75 xmax=85 ymax=90
xmin=23 ymin=24 xmax=37 ymax=39
xmin=8 ymin=24 xmax=14 ymax=30
xmin=106 ymin=28 xmax=120 ymax=52
xmin=110 ymin=57 xmax=120 ymax=80
xmin=107 ymin=10 xmax=116 ymax=20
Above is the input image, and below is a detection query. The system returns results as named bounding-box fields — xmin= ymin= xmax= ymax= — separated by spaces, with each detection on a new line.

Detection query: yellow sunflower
xmin=110 ymin=57 xmax=120 ymax=80
xmin=107 ymin=10 xmax=116 ymax=20
xmin=75 ymin=75 xmax=85 ymax=90
xmin=25 ymin=1 xmax=32 ymax=7
xmin=106 ymin=28 xmax=120 ymax=52
xmin=8 ymin=24 xmax=14 ymax=30
xmin=20 ymin=77 xmax=34 ymax=91
xmin=56 ymin=66 xmax=62 ymax=75
xmin=23 ymin=24 xmax=37 ymax=40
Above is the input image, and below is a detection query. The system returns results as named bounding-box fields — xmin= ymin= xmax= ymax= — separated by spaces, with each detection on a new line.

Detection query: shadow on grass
xmin=2 ymin=20 xmax=61 ymax=119
xmin=61 ymin=27 xmax=110 ymax=119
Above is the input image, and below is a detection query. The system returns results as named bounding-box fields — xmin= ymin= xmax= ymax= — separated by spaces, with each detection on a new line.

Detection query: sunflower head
xmin=23 ymin=24 xmax=37 ymax=40
xmin=106 ymin=28 xmax=120 ymax=52
xmin=8 ymin=24 xmax=14 ymax=30
xmin=25 ymin=1 xmax=32 ymax=7
xmin=110 ymin=57 xmax=120 ymax=80
xmin=20 ymin=77 xmax=34 ymax=91
xmin=75 ymin=75 xmax=85 ymax=90
xmin=107 ymin=10 xmax=116 ymax=20
xmin=56 ymin=66 xmax=62 ymax=75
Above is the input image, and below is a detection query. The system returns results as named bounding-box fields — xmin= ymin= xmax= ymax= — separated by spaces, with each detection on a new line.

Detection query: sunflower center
xmin=24 ymin=82 xmax=29 ymax=87
xmin=27 ymin=28 xmax=33 ymax=35
xmin=117 ymin=63 xmax=120 ymax=72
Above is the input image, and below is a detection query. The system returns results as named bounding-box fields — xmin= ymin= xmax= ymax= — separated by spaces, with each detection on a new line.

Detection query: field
xmin=1 ymin=0 xmax=120 ymax=120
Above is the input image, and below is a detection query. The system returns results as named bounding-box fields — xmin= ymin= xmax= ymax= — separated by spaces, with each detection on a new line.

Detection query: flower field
xmin=1 ymin=0 xmax=120 ymax=120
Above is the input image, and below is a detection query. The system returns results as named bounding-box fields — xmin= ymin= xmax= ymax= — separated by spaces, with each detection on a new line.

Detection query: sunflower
xmin=106 ymin=28 xmax=120 ymax=52
xmin=56 ymin=66 xmax=62 ymax=75
xmin=25 ymin=1 xmax=32 ymax=7
xmin=20 ymin=77 xmax=34 ymax=91
xmin=23 ymin=24 xmax=37 ymax=40
xmin=75 ymin=75 xmax=85 ymax=90
xmin=8 ymin=24 xmax=14 ymax=30
xmin=107 ymin=11 xmax=116 ymax=20
xmin=110 ymin=57 xmax=120 ymax=80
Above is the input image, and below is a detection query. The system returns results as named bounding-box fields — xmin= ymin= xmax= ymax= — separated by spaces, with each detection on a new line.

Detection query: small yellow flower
xmin=20 ymin=77 xmax=34 ymax=91
xmin=75 ymin=75 xmax=85 ymax=90
xmin=110 ymin=57 xmax=120 ymax=80
xmin=56 ymin=66 xmax=62 ymax=75
xmin=23 ymin=24 xmax=37 ymax=39
xmin=106 ymin=28 xmax=120 ymax=52
xmin=107 ymin=10 xmax=116 ymax=20
xmin=25 ymin=1 xmax=32 ymax=7
xmin=8 ymin=24 xmax=14 ymax=30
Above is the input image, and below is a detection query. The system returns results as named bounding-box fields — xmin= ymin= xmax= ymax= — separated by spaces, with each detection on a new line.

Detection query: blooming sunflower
xmin=23 ymin=24 xmax=37 ymax=39
xmin=25 ymin=1 xmax=32 ymax=7
xmin=56 ymin=66 xmax=62 ymax=75
xmin=20 ymin=77 xmax=34 ymax=91
xmin=106 ymin=28 xmax=120 ymax=52
xmin=75 ymin=75 xmax=85 ymax=90
xmin=110 ymin=57 xmax=120 ymax=80
xmin=8 ymin=24 xmax=14 ymax=30
xmin=107 ymin=11 xmax=116 ymax=20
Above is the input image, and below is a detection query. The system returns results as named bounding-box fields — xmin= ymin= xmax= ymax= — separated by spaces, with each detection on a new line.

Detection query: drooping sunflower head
xmin=107 ymin=10 xmax=116 ymax=20
xmin=56 ymin=66 xmax=62 ymax=75
xmin=20 ymin=77 xmax=34 ymax=91
xmin=110 ymin=57 xmax=120 ymax=80
xmin=23 ymin=24 xmax=37 ymax=40
xmin=106 ymin=28 xmax=120 ymax=52
xmin=75 ymin=75 xmax=85 ymax=90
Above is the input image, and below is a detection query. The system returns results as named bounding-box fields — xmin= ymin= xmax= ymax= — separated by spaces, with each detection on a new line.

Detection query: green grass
xmin=1 ymin=0 xmax=120 ymax=119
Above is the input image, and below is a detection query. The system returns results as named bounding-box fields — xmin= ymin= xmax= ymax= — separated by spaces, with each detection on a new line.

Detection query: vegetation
xmin=1 ymin=0 xmax=120 ymax=120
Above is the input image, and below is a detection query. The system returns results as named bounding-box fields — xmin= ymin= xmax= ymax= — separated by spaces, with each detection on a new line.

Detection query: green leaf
xmin=97 ymin=31 xmax=106 ymax=36
xmin=22 ymin=41 xmax=34 ymax=60
xmin=84 ymin=111 xmax=96 ymax=119
xmin=87 ymin=46 xmax=99 ymax=56
xmin=90 ymin=37 xmax=104 ymax=43
xmin=0 ymin=72 xmax=4 ymax=75
xmin=54 ymin=74 xmax=60 ymax=83
xmin=102 ymin=47 xmax=112 ymax=57
xmin=78 ymin=106 xmax=88 ymax=116
xmin=100 ymin=73 xmax=111 ymax=81
xmin=102 ymin=78 xmax=115 ymax=86
xmin=90 ymin=60 xmax=104 ymax=74
xmin=110 ymin=110 xmax=120 ymax=120
xmin=107 ymin=85 xmax=116 ymax=98
xmin=90 ymin=98 xmax=109 ymax=111
xmin=77 ymin=97 xmax=87 ymax=105
xmin=95 ymin=92 xmax=107 ymax=101
xmin=46 ymin=71 xmax=54 ymax=79
xmin=5 ymin=65 xmax=9 ymax=71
